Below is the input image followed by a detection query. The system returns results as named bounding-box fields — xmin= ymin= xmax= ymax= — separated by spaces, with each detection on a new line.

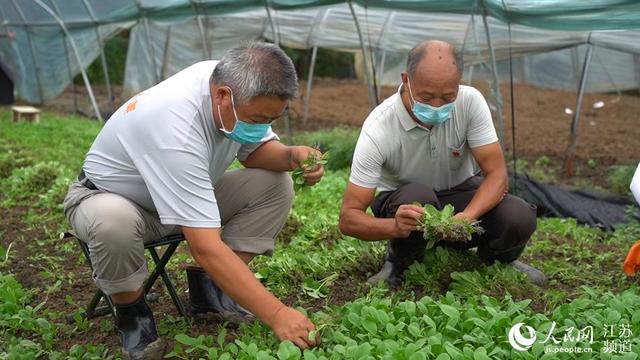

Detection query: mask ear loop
xmin=217 ymin=105 xmax=230 ymax=134
xmin=217 ymin=86 xmax=237 ymax=134
xmin=406 ymin=77 xmax=417 ymax=107
xmin=227 ymin=87 xmax=241 ymax=122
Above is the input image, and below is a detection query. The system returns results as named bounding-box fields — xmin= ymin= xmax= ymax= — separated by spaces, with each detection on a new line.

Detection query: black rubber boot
xmin=368 ymin=233 xmax=426 ymax=288
xmin=115 ymin=294 xmax=165 ymax=360
xmin=185 ymin=266 xmax=254 ymax=322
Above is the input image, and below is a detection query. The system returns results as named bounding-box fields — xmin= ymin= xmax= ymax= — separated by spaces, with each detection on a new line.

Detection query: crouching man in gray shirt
xmin=339 ymin=40 xmax=545 ymax=289
xmin=64 ymin=42 xmax=323 ymax=358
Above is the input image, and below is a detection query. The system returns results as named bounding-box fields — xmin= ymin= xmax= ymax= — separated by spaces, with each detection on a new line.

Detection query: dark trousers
xmin=371 ymin=176 xmax=537 ymax=271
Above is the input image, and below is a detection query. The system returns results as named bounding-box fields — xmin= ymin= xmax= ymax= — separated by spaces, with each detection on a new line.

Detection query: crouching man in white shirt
xmin=339 ymin=40 xmax=545 ymax=289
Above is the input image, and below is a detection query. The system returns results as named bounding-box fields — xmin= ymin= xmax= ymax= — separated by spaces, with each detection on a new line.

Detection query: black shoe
xmin=367 ymin=260 xmax=405 ymax=288
xmin=509 ymin=260 xmax=547 ymax=286
xmin=115 ymin=295 xmax=165 ymax=360
xmin=185 ymin=266 xmax=255 ymax=324
xmin=367 ymin=240 xmax=423 ymax=288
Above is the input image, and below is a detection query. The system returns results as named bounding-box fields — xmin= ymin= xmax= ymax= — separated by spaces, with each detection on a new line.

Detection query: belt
xmin=78 ymin=169 xmax=98 ymax=190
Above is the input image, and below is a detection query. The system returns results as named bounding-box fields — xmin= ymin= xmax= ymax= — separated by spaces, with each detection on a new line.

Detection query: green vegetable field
xmin=1 ymin=112 xmax=639 ymax=359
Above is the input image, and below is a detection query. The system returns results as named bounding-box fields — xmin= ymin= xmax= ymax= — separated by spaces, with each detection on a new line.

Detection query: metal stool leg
xmin=147 ymin=245 xmax=187 ymax=316
xmin=67 ymin=232 xmax=187 ymax=318
xmin=144 ymin=241 xmax=179 ymax=292
xmin=75 ymin=238 xmax=115 ymax=319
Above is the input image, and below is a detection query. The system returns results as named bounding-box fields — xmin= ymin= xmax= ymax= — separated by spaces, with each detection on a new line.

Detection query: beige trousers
xmin=63 ymin=168 xmax=294 ymax=295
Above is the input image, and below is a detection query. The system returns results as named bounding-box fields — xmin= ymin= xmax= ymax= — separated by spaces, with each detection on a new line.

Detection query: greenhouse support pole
xmin=303 ymin=46 xmax=318 ymax=125
xmin=571 ymin=47 xmax=580 ymax=87
xmin=264 ymin=1 xmax=291 ymax=143
xmin=9 ymin=0 xmax=45 ymax=103
xmin=264 ymin=0 xmax=279 ymax=45
xmin=564 ymin=43 xmax=593 ymax=179
xmin=65 ymin=37 xmax=79 ymax=113
xmin=33 ymin=0 xmax=103 ymax=122
xmin=634 ymin=55 xmax=640 ymax=96
xmin=188 ymin=1 xmax=209 ymax=58
xmin=348 ymin=0 xmax=377 ymax=109
xmin=481 ymin=3 xmax=505 ymax=146
xmin=375 ymin=12 xmax=394 ymax=97
xmin=376 ymin=50 xmax=386 ymax=96
xmin=160 ymin=26 xmax=173 ymax=80
xmin=82 ymin=0 xmax=114 ymax=111
xmin=98 ymin=47 xmax=113 ymax=109
xmin=196 ymin=17 xmax=209 ymax=58
xmin=143 ymin=19 xmax=158 ymax=84
xmin=49 ymin=1 xmax=78 ymax=113
xmin=463 ymin=15 xmax=479 ymax=86
xmin=301 ymin=10 xmax=327 ymax=125
xmin=133 ymin=0 xmax=159 ymax=84
xmin=521 ymin=54 xmax=528 ymax=83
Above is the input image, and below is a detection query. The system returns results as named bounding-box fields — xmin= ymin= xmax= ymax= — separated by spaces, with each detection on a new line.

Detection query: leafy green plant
xmin=292 ymin=151 xmax=329 ymax=191
xmin=607 ymin=165 xmax=635 ymax=195
xmin=0 ymin=242 xmax=12 ymax=265
xmin=302 ymin=272 xmax=339 ymax=299
xmin=291 ymin=127 xmax=357 ymax=170
xmin=0 ymin=274 xmax=56 ymax=353
xmin=0 ymin=147 xmax=35 ymax=178
xmin=1 ymin=161 xmax=63 ymax=206
xmin=4 ymin=111 xmax=640 ymax=358
xmin=415 ymin=204 xmax=484 ymax=250
xmin=535 ymin=155 xmax=551 ymax=167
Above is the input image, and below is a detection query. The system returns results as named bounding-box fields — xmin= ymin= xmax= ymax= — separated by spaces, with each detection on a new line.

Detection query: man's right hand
xmin=269 ymin=306 xmax=321 ymax=349
xmin=183 ymin=227 xmax=320 ymax=350
xmin=393 ymin=204 xmax=425 ymax=238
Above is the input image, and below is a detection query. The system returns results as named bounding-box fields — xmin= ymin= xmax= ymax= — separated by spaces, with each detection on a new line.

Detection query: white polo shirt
xmin=349 ymin=85 xmax=498 ymax=192
xmin=83 ymin=61 xmax=277 ymax=227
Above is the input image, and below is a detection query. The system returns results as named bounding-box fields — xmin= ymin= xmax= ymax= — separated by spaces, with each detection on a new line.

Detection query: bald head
xmin=401 ymin=40 xmax=463 ymax=110
xmin=406 ymin=40 xmax=463 ymax=78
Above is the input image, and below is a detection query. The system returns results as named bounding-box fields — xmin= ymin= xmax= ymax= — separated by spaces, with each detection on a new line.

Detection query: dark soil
xmin=276 ymin=214 xmax=302 ymax=247
xmin=283 ymin=251 xmax=384 ymax=313
xmin=288 ymin=79 xmax=640 ymax=166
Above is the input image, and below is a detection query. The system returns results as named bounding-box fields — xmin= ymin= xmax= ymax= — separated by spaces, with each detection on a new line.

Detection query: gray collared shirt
xmin=349 ymin=85 xmax=498 ymax=192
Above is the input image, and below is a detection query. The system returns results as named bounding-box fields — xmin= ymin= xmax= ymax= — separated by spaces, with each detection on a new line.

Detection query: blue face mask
xmin=407 ymin=78 xmax=454 ymax=125
xmin=218 ymin=88 xmax=272 ymax=145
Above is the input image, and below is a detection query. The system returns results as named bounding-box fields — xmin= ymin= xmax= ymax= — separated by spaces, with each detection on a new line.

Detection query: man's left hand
xmin=453 ymin=211 xmax=476 ymax=222
xmin=290 ymin=146 xmax=325 ymax=187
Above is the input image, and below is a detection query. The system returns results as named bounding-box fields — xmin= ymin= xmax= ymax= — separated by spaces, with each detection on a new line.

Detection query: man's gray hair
xmin=211 ymin=42 xmax=298 ymax=104
xmin=406 ymin=42 xmax=464 ymax=77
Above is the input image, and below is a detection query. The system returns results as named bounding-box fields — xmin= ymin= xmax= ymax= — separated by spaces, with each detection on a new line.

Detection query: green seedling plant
xmin=292 ymin=151 xmax=330 ymax=192
xmin=5 ymin=113 xmax=640 ymax=358
xmin=415 ymin=203 xmax=484 ymax=250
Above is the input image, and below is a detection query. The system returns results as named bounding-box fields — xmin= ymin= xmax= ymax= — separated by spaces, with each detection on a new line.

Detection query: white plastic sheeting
xmin=0 ymin=1 xmax=638 ymax=106
xmin=123 ymin=4 xmax=640 ymax=96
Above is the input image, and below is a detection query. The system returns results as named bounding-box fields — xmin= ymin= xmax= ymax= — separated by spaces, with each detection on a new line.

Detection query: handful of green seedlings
xmin=292 ymin=151 xmax=329 ymax=191
xmin=414 ymin=203 xmax=484 ymax=250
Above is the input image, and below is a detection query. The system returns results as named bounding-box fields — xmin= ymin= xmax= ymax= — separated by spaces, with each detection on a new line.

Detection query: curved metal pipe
xmin=33 ymin=0 xmax=103 ymax=121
